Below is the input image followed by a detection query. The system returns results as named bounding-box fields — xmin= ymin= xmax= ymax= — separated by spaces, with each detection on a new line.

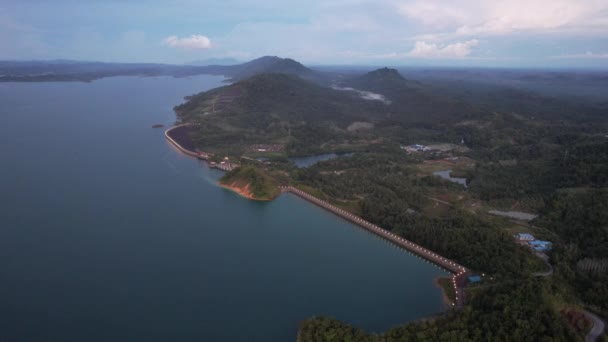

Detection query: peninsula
xmin=219 ymin=166 xmax=280 ymax=201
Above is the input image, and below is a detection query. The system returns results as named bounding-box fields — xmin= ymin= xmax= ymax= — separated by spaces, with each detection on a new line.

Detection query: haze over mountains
xmin=2 ymin=55 xmax=605 ymax=124
xmin=186 ymin=58 xmax=240 ymax=66
xmin=0 ymin=56 xmax=320 ymax=83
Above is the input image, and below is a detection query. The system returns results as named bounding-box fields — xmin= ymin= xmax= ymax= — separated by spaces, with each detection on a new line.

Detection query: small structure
xmin=529 ymin=240 xmax=552 ymax=251
xmin=401 ymin=144 xmax=431 ymax=153
xmin=468 ymin=275 xmax=481 ymax=283
xmin=515 ymin=233 xmax=535 ymax=241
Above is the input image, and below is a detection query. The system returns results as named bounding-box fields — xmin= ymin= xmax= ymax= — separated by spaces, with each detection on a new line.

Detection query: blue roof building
xmin=468 ymin=275 xmax=481 ymax=283
xmin=529 ymin=240 xmax=552 ymax=251
xmin=530 ymin=240 xmax=552 ymax=246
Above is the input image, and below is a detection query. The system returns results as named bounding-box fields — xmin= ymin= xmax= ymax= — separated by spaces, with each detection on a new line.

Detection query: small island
xmin=219 ymin=165 xmax=280 ymax=201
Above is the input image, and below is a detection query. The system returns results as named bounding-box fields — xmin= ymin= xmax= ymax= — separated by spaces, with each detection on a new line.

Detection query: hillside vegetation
xmin=342 ymin=67 xmax=485 ymax=124
xmin=175 ymin=73 xmax=385 ymax=155
xmin=171 ymin=58 xmax=608 ymax=340
xmin=219 ymin=165 xmax=280 ymax=200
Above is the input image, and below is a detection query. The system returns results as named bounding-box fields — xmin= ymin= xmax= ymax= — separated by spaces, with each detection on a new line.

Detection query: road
xmin=531 ymin=255 xmax=603 ymax=341
xmin=584 ymin=310 xmax=605 ymax=342
xmin=532 ymin=254 xmax=554 ymax=277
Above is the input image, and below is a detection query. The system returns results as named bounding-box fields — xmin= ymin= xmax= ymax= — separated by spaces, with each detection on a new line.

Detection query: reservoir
xmin=289 ymin=152 xmax=354 ymax=168
xmin=0 ymin=75 xmax=448 ymax=342
xmin=433 ymin=169 xmax=468 ymax=188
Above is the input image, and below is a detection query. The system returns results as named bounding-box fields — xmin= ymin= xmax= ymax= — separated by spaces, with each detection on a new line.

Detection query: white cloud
xmin=396 ymin=0 xmax=608 ymax=37
xmin=408 ymin=39 xmax=479 ymax=58
xmin=398 ymin=2 xmax=468 ymax=30
xmin=163 ymin=34 xmax=211 ymax=49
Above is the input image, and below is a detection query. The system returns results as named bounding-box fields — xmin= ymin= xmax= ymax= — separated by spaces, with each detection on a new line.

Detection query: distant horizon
xmin=2 ymin=57 xmax=607 ymax=71
xmin=2 ymin=1 xmax=607 ymax=68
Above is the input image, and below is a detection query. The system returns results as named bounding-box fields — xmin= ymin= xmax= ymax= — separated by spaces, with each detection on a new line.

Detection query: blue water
xmin=0 ymin=76 xmax=448 ymax=342
xmin=289 ymin=153 xmax=354 ymax=168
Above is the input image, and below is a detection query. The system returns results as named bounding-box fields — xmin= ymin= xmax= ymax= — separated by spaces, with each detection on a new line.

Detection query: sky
xmin=1 ymin=0 xmax=608 ymax=68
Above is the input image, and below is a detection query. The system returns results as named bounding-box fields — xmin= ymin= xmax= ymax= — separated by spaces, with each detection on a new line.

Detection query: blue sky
xmin=1 ymin=0 xmax=607 ymax=67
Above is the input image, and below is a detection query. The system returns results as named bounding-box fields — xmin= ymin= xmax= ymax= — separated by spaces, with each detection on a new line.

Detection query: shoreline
xmin=219 ymin=183 xmax=273 ymax=201
xmin=165 ymin=124 xmax=468 ymax=309
xmin=164 ymin=124 xmax=200 ymax=158
xmin=434 ymin=277 xmax=454 ymax=307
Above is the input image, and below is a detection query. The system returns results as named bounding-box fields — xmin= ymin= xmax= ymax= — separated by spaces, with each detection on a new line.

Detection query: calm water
xmin=289 ymin=153 xmax=354 ymax=168
xmin=433 ymin=170 xmax=468 ymax=188
xmin=0 ymin=76 xmax=448 ymax=342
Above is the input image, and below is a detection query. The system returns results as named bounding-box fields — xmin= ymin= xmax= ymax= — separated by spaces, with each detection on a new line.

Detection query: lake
xmin=433 ymin=170 xmax=468 ymax=188
xmin=289 ymin=152 xmax=354 ymax=168
xmin=0 ymin=76 xmax=448 ymax=342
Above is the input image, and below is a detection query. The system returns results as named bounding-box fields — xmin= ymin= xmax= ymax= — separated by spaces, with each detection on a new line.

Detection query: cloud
xmin=408 ymin=39 xmax=479 ymax=58
xmin=163 ymin=34 xmax=211 ymax=49
xmin=397 ymin=0 xmax=608 ymax=37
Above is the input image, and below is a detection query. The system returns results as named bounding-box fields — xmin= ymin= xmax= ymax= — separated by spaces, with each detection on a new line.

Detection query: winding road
xmin=533 ymin=255 xmax=604 ymax=341
xmin=532 ymin=254 xmax=554 ymax=277
xmin=585 ymin=311 xmax=605 ymax=342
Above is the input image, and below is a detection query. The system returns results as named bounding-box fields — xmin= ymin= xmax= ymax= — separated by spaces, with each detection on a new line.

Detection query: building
xmin=528 ymin=240 xmax=552 ymax=252
xmin=468 ymin=275 xmax=481 ymax=283
xmin=515 ymin=233 xmax=535 ymax=241
xmin=401 ymin=144 xmax=431 ymax=153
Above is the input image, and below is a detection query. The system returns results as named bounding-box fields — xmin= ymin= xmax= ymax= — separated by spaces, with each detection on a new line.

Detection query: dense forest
xmin=291 ymin=152 xmax=544 ymax=277
xmin=541 ymin=190 xmax=608 ymax=318
xmin=173 ymin=63 xmax=608 ymax=340
xmin=298 ymin=278 xmax=579 ymax=342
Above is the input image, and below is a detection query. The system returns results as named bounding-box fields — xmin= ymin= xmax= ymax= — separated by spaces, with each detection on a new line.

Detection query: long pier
xmin=280 ymin=186 xmax=469 ymax=308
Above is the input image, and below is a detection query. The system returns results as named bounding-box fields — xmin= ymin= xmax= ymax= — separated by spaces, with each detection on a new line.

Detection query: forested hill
xmin=173 ymin=67 xmax=497 ymax=155
xmin=173 ymin=72 xmax=388 ymax=154
xmin=175 ymin=72 xmax=385 ymax=128
xmin=212 ymin=56 xmax=321 ymax=82
xmin=343 ymin=67 xmax=422 ymax=99
xmin=342 ymin=67 xmax=486 ymax=123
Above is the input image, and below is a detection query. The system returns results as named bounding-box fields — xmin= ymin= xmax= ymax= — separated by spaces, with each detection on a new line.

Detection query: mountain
xmin=342 ymin=67 xmax=484 ymax=123
xmin=343 ymin=67 xmax=422 ymax=99
xmin=175 ymin=72 xmax=383 ymax=127
xmin=174 ymin=73 xmax=385 ymax=155
xmin=0 ymin=56 xmax=320 ymax=83
xmin=208 ymin=56 xmax=322 ymax=82
xmin=0 ymin=60 xmax=212 ymax=82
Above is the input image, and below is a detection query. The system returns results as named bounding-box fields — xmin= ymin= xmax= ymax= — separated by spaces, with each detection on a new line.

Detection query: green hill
xmin=174 ymin=73 xmax=385 ymax=155
xmin=190 ymin=56 xmax=325 ymax=83
xmin=226 ymin=56 xmax=317 ymax=81
xmin=343 ymin=67 xmax=485 ymax=123
xmin=344 ymin=67 xmax=422 ymax=98
xmin=219 ymin=166 xmax=280 ymax=200
xmin=173 ymin=67 xmax=501 ymax=157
